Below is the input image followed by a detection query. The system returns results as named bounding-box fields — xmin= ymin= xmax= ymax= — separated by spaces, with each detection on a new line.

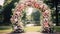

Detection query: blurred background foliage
xmin=0 ymin=0 xmax=19 ymax=26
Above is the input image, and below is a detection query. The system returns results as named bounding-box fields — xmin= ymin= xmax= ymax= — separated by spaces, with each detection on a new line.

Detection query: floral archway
xmin=10 ymin=0 xmax=52 ymax=32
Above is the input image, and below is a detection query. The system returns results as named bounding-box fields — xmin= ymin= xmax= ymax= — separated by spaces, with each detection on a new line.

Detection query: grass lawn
xmin=24 ymin=26 xmax=43 ymax=32
xmin=0 ymin=26 xmax=60 ymax=33
xmin=0 ymin=26 xmax=12 ymax=33
xmin=54 ymin=26 xmax=60 ymax=32
xmin=0 ymin=26 xmax=43 ymax=33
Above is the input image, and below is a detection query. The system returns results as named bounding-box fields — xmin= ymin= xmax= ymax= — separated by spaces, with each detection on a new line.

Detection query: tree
xmin=1 ymin=0 xmax=19 ymax=25
xmin=32 ymin=9 xmax=40 ymax=26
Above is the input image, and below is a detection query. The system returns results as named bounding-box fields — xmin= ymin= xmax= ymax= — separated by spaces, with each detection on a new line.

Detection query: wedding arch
xmin=10 ymin=0 xmax=52 ymax=32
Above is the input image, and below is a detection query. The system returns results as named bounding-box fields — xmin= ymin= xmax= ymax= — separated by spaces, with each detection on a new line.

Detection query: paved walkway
xmin=0 ymin=32 xmax=60 ymax=34
xmin=22 ymin=32 xmax=59 ymax=34
xmin=9 ymin=32 xmax=60 ymax=34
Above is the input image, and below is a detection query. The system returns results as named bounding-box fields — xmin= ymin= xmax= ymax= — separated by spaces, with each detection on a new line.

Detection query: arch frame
xmin=10 ymin=0 xmax=52 ymax=32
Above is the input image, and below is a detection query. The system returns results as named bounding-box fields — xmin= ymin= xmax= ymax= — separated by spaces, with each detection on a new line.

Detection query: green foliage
xmin=0 ymin=0 xmax=19 ymax=26
xmin=4 ymin=0 xmax=12 ymax=6
xmin=44 ymin=0 xmax=57 ymax=24
xmin=22 ymin=10 xmax=26 ymax=20
xmin=44 ymin=0 xmax=54 ymax=9
xmin=32 ymin=10 xmax=40 ymax=25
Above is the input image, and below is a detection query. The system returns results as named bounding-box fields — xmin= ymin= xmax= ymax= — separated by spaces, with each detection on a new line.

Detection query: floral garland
xmin=10 ymin=0 xmax=51 ymax=32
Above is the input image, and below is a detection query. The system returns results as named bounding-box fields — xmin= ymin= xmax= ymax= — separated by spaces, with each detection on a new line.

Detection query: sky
xmin=0 ymin=0 xmax=5 ymax=6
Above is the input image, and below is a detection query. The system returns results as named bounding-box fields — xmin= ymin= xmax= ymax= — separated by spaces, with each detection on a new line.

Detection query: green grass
xmin=0 ymin=26 xmax=12 ymax=33
xmin=0 ymin=26 xmax=60 ymax=33
xmin=0 ymin=26 xmax=12 ymax=30
xmin=54 ymin=26 xmax=60 ymax=32
xmin=24 ymin=26 xmax=43 ymax=32
xmin=0 ymin=26 xmax=43 ymax=33
xmin=0 ymin=29 xmax=12 ymax=33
